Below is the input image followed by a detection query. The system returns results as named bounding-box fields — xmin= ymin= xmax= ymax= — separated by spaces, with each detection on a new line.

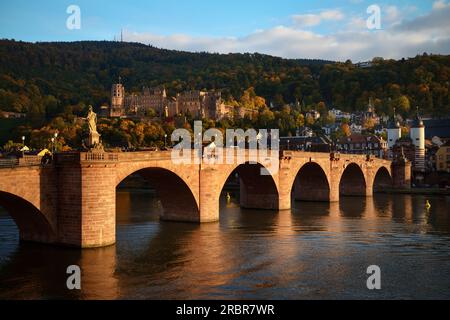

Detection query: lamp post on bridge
xmin=51 ymin=131 xmax=59 ymax=155
xmin=21 ymin=136 xmax=25 ymax=157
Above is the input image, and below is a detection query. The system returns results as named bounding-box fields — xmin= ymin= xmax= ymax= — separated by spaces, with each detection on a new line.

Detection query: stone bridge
xmin=0 ymin=150 xmax=410 ymax=248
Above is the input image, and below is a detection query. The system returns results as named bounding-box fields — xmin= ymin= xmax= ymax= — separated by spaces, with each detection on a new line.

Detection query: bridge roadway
xmin=0 ymin=149 xmax=410 ymax=248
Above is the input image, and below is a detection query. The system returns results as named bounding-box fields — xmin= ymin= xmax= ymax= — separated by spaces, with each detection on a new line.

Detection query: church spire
xmin=388 ymin=107 xmax=400 ymax=129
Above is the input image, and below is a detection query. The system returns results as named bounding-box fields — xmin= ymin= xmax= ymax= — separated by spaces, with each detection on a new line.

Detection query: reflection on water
xmin=1 ymin=191 xmax=450 ymax=300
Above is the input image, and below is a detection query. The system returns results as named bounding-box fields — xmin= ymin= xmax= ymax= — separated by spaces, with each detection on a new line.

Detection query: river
xmin=1 ymin=191 xmax=449 ymax=300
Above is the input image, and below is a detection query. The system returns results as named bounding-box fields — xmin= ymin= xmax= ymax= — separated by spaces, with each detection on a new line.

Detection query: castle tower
xmin=387 ymin=108 xmax=401 ymax=150
xmin=410 ymin=107 xmax=425 ymax=172
xmin=110 ymin=78 xmax=125 ymax=117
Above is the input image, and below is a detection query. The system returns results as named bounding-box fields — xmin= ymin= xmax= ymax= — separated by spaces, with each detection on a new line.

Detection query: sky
xmin=0 ymin=0 xmax=449 ymax=61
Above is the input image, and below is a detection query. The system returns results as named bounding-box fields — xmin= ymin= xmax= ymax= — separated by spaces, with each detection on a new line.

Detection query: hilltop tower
xmin=110 ymin=77 xmax=125 ymax=117
xmin=410 ymin=107 xmax=425 ymax=172
xmin=387 ymin=108 xmax=401 ymax=150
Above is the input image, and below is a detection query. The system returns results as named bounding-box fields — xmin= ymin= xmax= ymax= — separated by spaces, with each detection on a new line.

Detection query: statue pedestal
xmin=88 ymin=132 xmax=101 ymax=148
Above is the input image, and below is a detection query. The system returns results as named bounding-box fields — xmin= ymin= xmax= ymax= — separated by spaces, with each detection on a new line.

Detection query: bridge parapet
xmin=0 ymin=156 xmax=43 ymax=168
xmin=54 ymin=149 xmax=281 ymax=165
xmin=116 ymin=151 xmax=173 ymax=162
xmin=55 ymin=152 xmax=120 ymax=164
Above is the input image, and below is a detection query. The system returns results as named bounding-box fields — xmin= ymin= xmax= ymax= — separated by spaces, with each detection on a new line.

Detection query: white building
xmin=410 ymin=109 xmax=426 ymax=172
xmin=387 ymin=112 xmax=401 ymax=150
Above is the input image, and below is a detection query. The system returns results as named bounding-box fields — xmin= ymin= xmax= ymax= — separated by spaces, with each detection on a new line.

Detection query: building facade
xmin=436 ymin=141 xmax=450 ymax=173
xmin=280 ymin=136 xmax=332 ymax=152
xmin=337 ymin=134 xmax=388 ymax=158
xmin=109 ymin=81 xmax=236 ymax=120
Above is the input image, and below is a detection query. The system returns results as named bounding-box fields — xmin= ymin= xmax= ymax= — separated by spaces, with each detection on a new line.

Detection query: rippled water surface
xmin=1 ymin=191 xmax=450 ymax=300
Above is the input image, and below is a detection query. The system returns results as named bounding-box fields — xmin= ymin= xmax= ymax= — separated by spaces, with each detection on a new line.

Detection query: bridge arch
xmin=339 ymin=163 xmax=367 ymax=197
xmin=292 ymin=162 xmax=331 ymax=202
xmin=0 ymin=191 xmax=56 ymax=243
xmin=373 ymin=166 xmax=393 ymax=192
xmin=116 ymin=166 xmax=200 ymax=222
xmin=219 ymin=162 xmax=280 ymax=210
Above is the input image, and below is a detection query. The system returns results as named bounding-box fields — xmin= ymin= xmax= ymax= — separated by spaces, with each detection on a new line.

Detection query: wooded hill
xmin=0 ymin=39 xmax=449 ymax=119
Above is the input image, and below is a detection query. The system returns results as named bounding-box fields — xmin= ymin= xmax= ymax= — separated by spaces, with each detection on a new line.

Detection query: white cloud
xmin=292 ymin=9 xmax=344 ymax=27
xmin=320 ymin=9 xmax=345 ymax=21
xmin=124 ymin=5 xmax=450 ymax=62
xmin=292 ymin=14 xmax=322 ymax=27
xmin=385 ymin=6 xmax=400 ymax=24
xmin=432 ymin=0 xmax=448 ymax=10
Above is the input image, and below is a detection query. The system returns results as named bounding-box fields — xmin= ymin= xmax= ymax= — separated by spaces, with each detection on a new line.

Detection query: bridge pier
xmin=57 ymin=158 xmax=116 ymax=248
xmin=199 ymin=166 xmax=220 ymax=223
xmin=329 ymin=184 xmax=340 ymax=202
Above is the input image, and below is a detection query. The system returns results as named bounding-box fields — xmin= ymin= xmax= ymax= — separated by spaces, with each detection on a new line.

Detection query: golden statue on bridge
xmin=86 ymin=105 xmax=98 ymax=135
xmin=83 ymin=105 xmax=102 ymax=150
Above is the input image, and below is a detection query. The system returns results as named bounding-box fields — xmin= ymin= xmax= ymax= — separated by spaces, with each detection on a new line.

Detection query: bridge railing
xmin=84 ymin=152 xmax=119 ymax=162
xmin=21 ymin=155 xmax=42 ymax=166
xmin=0 ymin=156 xmax=43 ymax=168
xmin=0 ymin=158 xmax=19 ymax=168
